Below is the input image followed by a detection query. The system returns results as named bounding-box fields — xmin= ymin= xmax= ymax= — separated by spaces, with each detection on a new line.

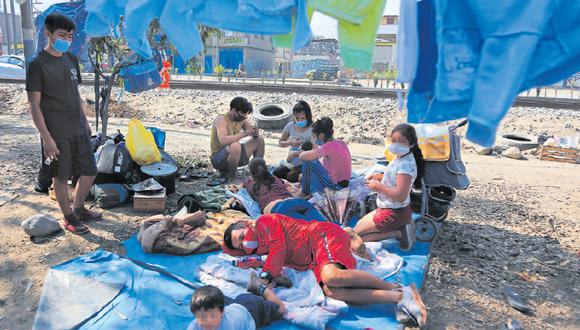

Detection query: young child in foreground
xmin=188 ymin=273 xmax=285 ymax=330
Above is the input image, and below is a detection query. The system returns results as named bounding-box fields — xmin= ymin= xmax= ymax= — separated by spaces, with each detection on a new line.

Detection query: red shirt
xmin=223 ymin=214 xmax=331 ymax=277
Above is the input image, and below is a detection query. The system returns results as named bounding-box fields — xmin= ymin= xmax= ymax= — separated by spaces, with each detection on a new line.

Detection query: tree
xmin=147 ymin=20 xmax=221 ymax=74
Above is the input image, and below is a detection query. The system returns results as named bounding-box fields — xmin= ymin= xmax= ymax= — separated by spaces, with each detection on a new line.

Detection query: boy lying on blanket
xmin=222 ymin=214 xmax=428 ymax=328
xmin=188 ymin=279 xmax=286 ymax=330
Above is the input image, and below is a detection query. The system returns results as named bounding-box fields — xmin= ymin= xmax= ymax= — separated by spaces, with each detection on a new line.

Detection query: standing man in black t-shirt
xmin=26 ymin=13 xmax=101 ymax=235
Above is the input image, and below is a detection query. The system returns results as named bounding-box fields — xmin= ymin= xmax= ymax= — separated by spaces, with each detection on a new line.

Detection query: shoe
xmin=73 ymin=207 xmax=102 ymax=221
xmin=273 ymin=275 xmax=293 ymax=288
xmin=179 ymin=167 xmax=193 ymax=181
xmin=247 ymin=271 xmax=266 ymax=296
xmin=396 ymin=284 xmax=427 ymax=328
xmin=63 ymin=214 xmax=90 ymax=235
xmin=34 ymin=182 xmax=50 ymax=194
xmin=399 ymin=222 xmax=416 ymax=251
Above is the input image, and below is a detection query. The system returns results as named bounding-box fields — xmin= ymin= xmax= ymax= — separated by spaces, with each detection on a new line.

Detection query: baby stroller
xmin=412 ymin=120 xmax=469 ymax=242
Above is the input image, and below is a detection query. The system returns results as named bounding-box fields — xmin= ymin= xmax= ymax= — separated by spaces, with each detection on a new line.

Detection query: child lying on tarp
xmin=188 ymin=275 xmax=286 ymax=330
xmin=232 ymin=157 xmax=326 ymax=222
xmin=137 ymin=210 xmax=246 ymax=255
xmin=222 ymin=213 xmax=427 ymax=328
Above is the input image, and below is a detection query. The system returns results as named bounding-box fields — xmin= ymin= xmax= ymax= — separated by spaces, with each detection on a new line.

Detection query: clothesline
xmin=85 ymin=0 xmax=387 ymax=71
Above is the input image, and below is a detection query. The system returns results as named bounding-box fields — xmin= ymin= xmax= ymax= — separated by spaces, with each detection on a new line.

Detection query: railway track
xmin=2 ymin=77 xmax=578 ymax=110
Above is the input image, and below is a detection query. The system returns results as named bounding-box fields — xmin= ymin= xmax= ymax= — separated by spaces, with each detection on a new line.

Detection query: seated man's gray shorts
xmin=210 ymin=141 xmax=250 ymax=172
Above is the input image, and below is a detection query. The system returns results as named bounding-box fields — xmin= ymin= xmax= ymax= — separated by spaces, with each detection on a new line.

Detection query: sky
xmin=9 ymin=0 xmax=400 ymax=39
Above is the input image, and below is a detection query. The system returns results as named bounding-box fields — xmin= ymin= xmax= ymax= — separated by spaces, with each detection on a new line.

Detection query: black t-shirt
xmin=26 ymin=50 xmax=83 ymax=140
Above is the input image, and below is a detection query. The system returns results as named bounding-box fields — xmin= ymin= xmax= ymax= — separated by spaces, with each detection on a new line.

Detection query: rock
xmin=476 ymin=146 xmax=493 ymax=155
xmin=503 ymin=147 xmax=522 ymax=159
xmin=21 ymin=214 xmax=61 ymax=237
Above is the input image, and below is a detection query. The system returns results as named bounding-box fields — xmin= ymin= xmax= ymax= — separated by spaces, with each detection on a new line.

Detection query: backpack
xmin=95 ymin=142 xmax=137 ymax=183
xmin=90 ymin=184 xmax=131 ymax=209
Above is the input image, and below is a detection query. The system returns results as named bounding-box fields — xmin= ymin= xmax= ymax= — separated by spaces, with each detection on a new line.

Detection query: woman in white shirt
xmin=353 ymin=124 xmax=425 ymax=251
xmin=273 ymin=100 xmax=314 ymax=182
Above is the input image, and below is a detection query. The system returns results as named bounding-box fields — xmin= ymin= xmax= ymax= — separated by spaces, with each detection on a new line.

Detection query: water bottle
xmin=232 ymin=255 xmax=265 ymax=269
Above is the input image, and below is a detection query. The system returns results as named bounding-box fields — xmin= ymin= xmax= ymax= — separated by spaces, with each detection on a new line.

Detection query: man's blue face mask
xmin=53 ymin=37 xmax=71 ymax=53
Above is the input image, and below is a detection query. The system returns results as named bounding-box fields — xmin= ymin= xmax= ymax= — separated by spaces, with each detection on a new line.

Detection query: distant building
xmin=204 ymin=31 xmax=275 ymax=77
xmin=291 ymin=37 xmax=339 ymax=78
xmin=0 ymin=11 xmax=22 ymax=55
xmin=374 ymin=0 xmax=399 ymax=71
xmin=275 ymin=47 xmax=292 ymax=74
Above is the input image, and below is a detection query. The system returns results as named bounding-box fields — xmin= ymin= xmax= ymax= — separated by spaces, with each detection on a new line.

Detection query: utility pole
xmin=19 ymin=0 xmax=35 ymax=64
xmin=9 ymin=0 xmax=17 ymax=54
xmin=2 ymin=0 xmax=12 ymax=54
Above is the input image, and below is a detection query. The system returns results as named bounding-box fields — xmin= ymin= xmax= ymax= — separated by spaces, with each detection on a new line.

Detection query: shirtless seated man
xmin=209 ymin=96 xmax=265 ymax=182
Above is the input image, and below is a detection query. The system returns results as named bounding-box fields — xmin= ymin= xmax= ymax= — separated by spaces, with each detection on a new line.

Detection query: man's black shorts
xmin=44 ymin=134 xmax=97 ymax=180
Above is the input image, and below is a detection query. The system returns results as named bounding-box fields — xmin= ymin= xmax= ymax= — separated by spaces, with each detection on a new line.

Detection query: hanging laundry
xmin=123 ymin=0 xmax=167 ymax=59
xmin=187 ymin=0 xmax=292 ymax=35
xmin=336 ymin=0 xmax=387 ymax=71
xmin=395 ymin=0 xmax=419 ymax=83
xmin=406 ymin=0 xmax=580 ymax=147
xmin=309 ymin=0 xmax=374 ymax=25
xmin=85 ymin=0 xmax=127 ymax=37
xmin=271 ymin=0 xmax=314 ymax=50
xmin=159 ymin=0 xmax=204 ymax=61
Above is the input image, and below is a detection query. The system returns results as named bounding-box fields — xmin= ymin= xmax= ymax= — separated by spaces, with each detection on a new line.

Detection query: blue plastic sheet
xmin=35 ymin=1 xmax=88 ymax=60
xmin=122 ymin=214 xmax=432 ymax=330
xmin=34 ymin=216 xmax=431 ymax=329
xmin=33 ymin=250 xmax=198 ymax=330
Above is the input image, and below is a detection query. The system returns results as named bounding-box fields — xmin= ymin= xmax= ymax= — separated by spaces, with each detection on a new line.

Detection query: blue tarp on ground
xmin=34 ymin=217 xmax=431 ymax=330
xmin=122 ymin=219 xmax=432 ymax=330
xmin=33 ymin=250 xmax=197 ymax=330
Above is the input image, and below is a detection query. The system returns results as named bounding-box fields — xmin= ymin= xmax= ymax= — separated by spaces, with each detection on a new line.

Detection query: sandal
xmin=73 ymin=207 xmax=102 ymax=221
xmin=63 ymin=214 xmax=90 ymax=235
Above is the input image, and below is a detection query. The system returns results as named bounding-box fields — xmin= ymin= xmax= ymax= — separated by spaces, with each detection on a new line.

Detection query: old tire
xmin=254 ymin=104 xmax=292 ymax=130
xmin=500 ymin=133 xmax=539 ymax=151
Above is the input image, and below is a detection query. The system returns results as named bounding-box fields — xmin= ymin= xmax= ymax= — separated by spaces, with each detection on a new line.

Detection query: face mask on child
xmin=388 ymin=143 xmax=411 ymax=155
xmin=295 ymin=120 xmax=307 ymax=128
xmin=242 ymin=226 xmax=259 ymax=254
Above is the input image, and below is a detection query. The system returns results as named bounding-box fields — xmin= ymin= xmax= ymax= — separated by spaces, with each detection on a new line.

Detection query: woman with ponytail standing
xmin=353 ymin=124 xmax=424 ymax=251
xmin=240 ymin=157 xmax=326 ymax=221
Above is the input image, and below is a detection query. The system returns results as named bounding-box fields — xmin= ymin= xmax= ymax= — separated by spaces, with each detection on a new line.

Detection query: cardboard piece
xmin=134 ymin=188 xmax=166 ymax=211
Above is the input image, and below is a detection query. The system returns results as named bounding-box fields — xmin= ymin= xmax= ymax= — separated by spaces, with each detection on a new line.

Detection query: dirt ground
xmin=0 ymin=83 xmax=579 ymax=329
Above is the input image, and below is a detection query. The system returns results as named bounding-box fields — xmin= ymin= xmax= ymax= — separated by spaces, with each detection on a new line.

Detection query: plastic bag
xmin=120 ymin=59 xmax=162 ymax=93
xmin=414 ymin=124 xmax=451 ymax=161
xmin=125 ymin=118 xmax=162 ymax=165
